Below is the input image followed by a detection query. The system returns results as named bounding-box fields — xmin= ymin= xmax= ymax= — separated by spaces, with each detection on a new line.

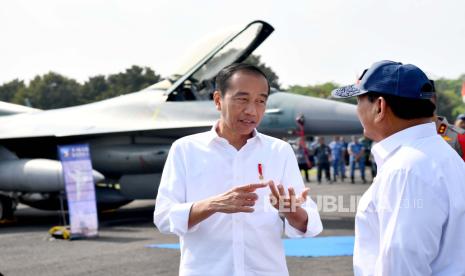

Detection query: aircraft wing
xmin=0 ymin=101 xmax=40 ymax=116
xmin=0 ymin=90 xmax=218 ymax=140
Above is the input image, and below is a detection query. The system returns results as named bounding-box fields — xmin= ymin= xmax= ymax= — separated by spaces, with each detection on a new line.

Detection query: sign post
xmin=58 ymin=144 xmax=99 ymax=239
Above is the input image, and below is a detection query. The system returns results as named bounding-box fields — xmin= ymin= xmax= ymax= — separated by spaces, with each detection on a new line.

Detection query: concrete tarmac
xmin=0 ymin=181 xmax=370 ymax=276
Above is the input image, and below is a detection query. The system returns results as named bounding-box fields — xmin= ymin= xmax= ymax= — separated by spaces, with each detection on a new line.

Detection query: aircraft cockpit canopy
xmin=163 ymin=21 xmax=273 ymax=102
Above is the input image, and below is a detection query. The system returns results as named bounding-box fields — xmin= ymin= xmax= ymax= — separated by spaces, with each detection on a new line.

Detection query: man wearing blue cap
xmin=332 ymin=60 xmax=465 ymax=275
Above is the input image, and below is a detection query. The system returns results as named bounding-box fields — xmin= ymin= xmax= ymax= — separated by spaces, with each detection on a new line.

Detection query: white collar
xmin=205 ymin=120 xmax=262 ymax=146
xmin=371 ymin=122 xmax=436 ymax=168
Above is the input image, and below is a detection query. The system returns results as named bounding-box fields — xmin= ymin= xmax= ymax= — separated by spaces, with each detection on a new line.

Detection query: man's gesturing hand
xmin=268 ymin=181 xmax=309 ymax=213
xmin=268 ymin=181 xmax=309 ymax=233
xmin=209 ymin=183 xmax=268 ymax=213
xmin=188 ymin=183 xmax=267 ymax=229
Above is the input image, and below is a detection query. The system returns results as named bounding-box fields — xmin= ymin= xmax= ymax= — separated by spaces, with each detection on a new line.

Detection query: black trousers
xmin=317 ymin=163 xmax=331 ymax=182
xmin=298 ymin=163 xmax=310 ymax=182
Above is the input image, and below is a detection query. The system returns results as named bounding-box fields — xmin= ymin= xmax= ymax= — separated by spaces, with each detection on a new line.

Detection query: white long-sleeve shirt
xmin=354 ymin=122 xmax=465 ymax=276
xmin=154 ymin=126 xmax=323 ymax=276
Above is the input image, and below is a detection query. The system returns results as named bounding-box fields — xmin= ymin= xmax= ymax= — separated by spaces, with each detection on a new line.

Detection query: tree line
xmin=0 ymin=66 xmax=161 ymax=109
xmin=289 ymin=77 xmax=465 ymax=122
xmin=0 ymin=57 xmax=464 ymax=122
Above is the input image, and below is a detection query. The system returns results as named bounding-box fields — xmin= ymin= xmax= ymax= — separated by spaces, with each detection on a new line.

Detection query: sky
xmin=1 ymin=0 xmax=465 ymax=88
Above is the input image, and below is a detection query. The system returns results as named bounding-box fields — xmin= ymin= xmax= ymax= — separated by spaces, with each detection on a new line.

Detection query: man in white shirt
xmin=332 ymin=60 xmax=465 ymax=275
xmin=154 ymin=63 xmax=323 ymax=276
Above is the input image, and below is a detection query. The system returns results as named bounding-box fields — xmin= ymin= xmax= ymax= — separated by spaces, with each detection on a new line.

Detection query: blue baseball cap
xmin=332 ymin=60 xmax=434 ymax=99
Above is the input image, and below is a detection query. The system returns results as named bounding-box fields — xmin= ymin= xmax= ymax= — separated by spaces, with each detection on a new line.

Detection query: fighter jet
xmin=0 ymin=20 xmax=362 ymax=219
xmin=0 ymin=101 xmax=39 ymax=116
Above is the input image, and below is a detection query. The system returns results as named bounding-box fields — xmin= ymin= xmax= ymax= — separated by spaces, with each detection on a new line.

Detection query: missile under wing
xmin=0 ymin=20 xmax=362 ymax=219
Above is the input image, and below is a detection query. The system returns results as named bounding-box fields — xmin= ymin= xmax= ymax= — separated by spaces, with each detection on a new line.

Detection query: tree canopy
xmin=287 ymin=78 xmax=465 ymax=120
xmin=0 ymin=65 xmax=161 ymax=109
xmin=0 ymin=57 xmax=463 ymax=123
xmin=434 ymin=75 xmax=465 ymax=121
xmin=244 ymin=55 xmax=281 ymax=90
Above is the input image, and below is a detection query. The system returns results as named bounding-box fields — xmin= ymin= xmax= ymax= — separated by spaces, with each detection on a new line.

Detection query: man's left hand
xmin=268 ymin=181 xmax=309 ymax=232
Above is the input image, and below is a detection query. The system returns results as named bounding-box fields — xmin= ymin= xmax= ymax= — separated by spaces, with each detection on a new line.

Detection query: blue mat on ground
xmin=146 ymin=236 xmax=354 ymax=257
xmin=282 ymin=236 xmax=354 ymax=257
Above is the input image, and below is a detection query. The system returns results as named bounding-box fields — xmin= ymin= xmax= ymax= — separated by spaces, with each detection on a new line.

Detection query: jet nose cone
xmin=262 ymin=92 xmax=363 ymax=135
xmin=296 ymin=95 xmax=363 ymax=135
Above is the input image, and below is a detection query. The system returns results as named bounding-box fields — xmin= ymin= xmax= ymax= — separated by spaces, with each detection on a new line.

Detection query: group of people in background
xmin=291 ymin=112 xmax=465 ymax=185
xmin=292 ymin=135 xmax=377 ymax=184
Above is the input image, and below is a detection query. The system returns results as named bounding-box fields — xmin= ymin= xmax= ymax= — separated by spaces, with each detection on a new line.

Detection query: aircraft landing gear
xmin=0 ymin=194 xmax=15 ymax=221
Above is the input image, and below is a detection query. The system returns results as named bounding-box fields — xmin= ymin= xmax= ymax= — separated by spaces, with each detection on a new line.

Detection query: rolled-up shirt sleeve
xmin=154 ymin=141 xmax=199 ymax=236
xmin=281 ymin=144 xmax=323 ymax=238
xmin=374 ymin=170 xmax=448 ymax=275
